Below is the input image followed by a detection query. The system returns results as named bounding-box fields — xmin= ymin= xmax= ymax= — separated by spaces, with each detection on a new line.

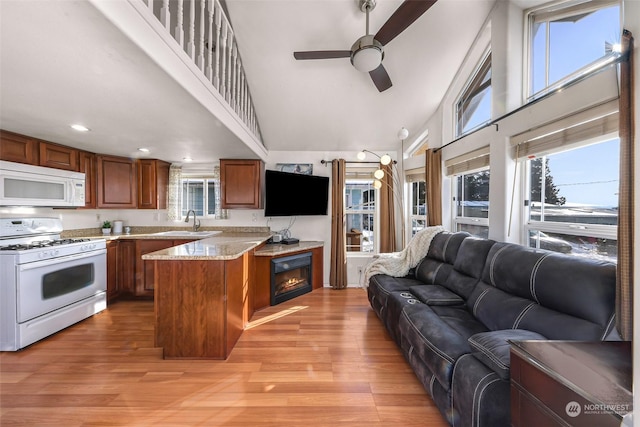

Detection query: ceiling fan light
xmin=351 ymin=46 xmax=382 ymax=72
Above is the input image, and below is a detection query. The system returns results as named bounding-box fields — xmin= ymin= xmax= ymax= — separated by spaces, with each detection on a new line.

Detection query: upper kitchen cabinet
xmin=137 ymin=159 xmax=170 ymax=209
xmin=97 ymin=155 xmax=137 ymax=209
xmin=220 ymin=159 xmax=264 ymax=209
xmin=39 ymin=141 xmax=78 ymax=171
xmin=0 ymin=130 xmax=38 ymax=165
xmin=78 ymin=151 xmax=96 ymax=208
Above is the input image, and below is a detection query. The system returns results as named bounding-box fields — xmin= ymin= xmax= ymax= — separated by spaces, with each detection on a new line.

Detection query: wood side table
xmin=510 ymin=341 xmax=631 ymax=427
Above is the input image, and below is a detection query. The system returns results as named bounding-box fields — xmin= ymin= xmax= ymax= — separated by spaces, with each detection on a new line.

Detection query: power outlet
xmin=96 ymin=213 xmax=101 ymax=223
xmin=357 ymin=266 xmax=363 ymax=274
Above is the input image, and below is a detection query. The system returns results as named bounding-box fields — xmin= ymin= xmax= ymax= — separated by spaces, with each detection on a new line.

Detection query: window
xmin=456 ymin=52 xmax=492 ymax=137
xmin=409 ymin=180 xmax=426 ymax=238
xmin=345 ymin=180 xmax=376 ymax=253
xmin=526 ymin=138 xmax=618 ymax=262
xmin=527 ymin=0 xmax=620 ymax=98
xmin=454 ymin=169 xmax=490 ymax=238
xmin=179 ymin=169 xmax=228 ymax=219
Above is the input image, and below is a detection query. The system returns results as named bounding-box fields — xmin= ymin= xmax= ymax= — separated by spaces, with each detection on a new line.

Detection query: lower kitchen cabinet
xmin=134 ymin=239 xmax=194 ymax=297
xmin=106 ymin=240 xmax=119 ymax=301
xmin=118 ymin=240 xmax=136 ymax=296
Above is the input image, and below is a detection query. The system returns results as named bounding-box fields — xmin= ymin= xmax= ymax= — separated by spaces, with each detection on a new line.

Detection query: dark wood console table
xmin=510 ymin=341 xmax=631 ymax=427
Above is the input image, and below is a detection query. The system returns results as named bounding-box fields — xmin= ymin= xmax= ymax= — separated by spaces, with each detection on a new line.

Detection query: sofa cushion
xmin=399 ymin=303 xmax=488 ymax=391
xmin=409 ymin=285 xmax=464 ymax=306
xmin=442 ymin=237 xmax=496 ymax=299
xmin=414 ymin=231 xmax=470 ymax=287
xmin=467 ymin=329 xmax=547 ymax=379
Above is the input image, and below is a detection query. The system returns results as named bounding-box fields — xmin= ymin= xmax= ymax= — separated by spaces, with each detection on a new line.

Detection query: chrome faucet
xmin=184 ymin=210 xmax=201 ymax=231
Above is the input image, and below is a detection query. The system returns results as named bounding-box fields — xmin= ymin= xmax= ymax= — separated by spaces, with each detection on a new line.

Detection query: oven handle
xmin=18 ymin=249 xmax=107 ymax=271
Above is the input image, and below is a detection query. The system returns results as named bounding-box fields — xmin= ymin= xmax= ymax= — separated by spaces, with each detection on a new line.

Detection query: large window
xmin=526 ymin=138 xmax=619 ymax=261
xmin=345 ymin=180 xmax=376 ymax=253
xmin=180 ymin=172 xmax=228 ymax=219
xmin=456 ymin=52 xmax=492 ymax=137
xmin=454 ymin=169 xmax=490 ymax=238
xmin=527 ymin=0 xmax=620 ymax=98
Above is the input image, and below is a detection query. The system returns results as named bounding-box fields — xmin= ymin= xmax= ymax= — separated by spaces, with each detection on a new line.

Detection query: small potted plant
xmin=101 ymin=220 xmax=112 ymax=235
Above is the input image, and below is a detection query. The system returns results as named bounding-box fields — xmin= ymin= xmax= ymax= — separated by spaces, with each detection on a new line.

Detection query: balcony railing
xmin=141 ymin=0 xmax=262 ymax=144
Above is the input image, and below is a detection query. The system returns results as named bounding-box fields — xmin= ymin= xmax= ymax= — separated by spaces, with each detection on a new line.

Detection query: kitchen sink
xmin=151 ymin=230 xmax=221 ymax=238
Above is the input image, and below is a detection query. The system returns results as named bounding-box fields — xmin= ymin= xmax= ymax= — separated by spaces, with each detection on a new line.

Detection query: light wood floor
xmin=0 ymin=288 xmax=448 ymax=427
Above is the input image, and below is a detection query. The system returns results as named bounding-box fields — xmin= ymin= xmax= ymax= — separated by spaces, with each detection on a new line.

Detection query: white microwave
xmin=0 ymin=160 xmax=85 ymax=207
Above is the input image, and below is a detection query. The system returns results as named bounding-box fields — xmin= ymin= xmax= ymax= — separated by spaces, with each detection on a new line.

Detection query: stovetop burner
xmin=0 ymin=238 xmax=91 ymax=251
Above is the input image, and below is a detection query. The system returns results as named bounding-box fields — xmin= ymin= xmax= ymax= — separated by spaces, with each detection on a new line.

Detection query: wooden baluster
xmin=206 ymin=0 xmax=214 ymax=80
xmin=187 ymin=0 xmax=196 ymax=59
xmin=197 ymin=0 xmax=205 ymax=71
xmin=174 ymin=0 xmax=184 ymax=49
xmin=161 ymin=0 xmax=170 ymax=30
xmin=229 ymin=42 xmax=237 ymax=105
xmin=220 ymin=20 xmax=228 ymax=98
xmin=214 ymin=1 xmax=222 ymax=90
xmin=243 ymin=78 xmax=249 ymax=125
xmin=238 ymin=63 xmax=244 ymax=116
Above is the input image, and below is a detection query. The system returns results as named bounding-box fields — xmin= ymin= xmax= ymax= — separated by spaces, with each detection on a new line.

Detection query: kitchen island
xmin=142 ymin=234 xmax=324 ymax=360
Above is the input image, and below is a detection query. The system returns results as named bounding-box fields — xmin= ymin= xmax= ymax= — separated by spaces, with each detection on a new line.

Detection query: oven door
xmin=16 ymin=249 xmax=107 ymax=323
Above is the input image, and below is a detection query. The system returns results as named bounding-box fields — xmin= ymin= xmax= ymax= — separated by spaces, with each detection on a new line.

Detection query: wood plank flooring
xmin=0 ymin=288 xmax=448 ymax=427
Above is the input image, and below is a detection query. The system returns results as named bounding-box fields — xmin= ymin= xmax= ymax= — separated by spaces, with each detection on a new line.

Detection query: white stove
xmin=0 ymin=217 xmax=107 ymax=351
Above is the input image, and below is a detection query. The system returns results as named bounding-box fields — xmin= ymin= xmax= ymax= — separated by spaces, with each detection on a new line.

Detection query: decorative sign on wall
xmin=275 ymin=163 xmax=313 ymax=175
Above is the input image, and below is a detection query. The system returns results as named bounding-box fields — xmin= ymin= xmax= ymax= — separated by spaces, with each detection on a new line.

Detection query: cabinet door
xmin=0 ymin=130 xmax=38 ymax=164
xmin=135 ymin=240 xmax=176 ymax=297
xmin=118 ymin=240 xmax=136 ymax=297
xmin=106 ymin=240 xmax=119 ymax=301
xmin=39 ymin=141 xmax=78 ymax=171
xmin=220 ymin=159 xmax=264 ymax=209
xmin=137 ymin=159 xmax=170 ymax=209
xmin=78 ymin=151 xmax=96 ymax=208
xmin=97 ymin=155 xmax=137 ymax=208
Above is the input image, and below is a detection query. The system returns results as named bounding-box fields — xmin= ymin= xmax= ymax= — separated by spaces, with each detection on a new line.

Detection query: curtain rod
xmin=321 ymin=160 xmax=397 ymax=166
xmin=434 ymin=54 xmax=625 ymax=153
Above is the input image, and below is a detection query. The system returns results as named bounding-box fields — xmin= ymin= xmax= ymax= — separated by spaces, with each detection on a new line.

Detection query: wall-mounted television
xmin=264 ymin=169 xmax=329 ymax=217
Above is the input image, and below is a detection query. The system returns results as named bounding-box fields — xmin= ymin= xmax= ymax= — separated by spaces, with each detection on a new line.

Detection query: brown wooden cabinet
xmin=39 ymin=141 xmax=78 ymax=171
xmin=0 ymin=130 xmax=38 ymax=164
xmin=118 ymin=240 xmax=136 ymax=297
xmin=97 ymin=155 xmax=137 ymax=208
xmin=220 ymin=159 xmax=264 ymax=209
xmin=510 ymin=341 xmax=631 ymax=427
xmin=137 ymin=159 xmax=170 ymax=209
xmin=134 ymin=239 xmax=193 ymax=297
xmin=78 ymin=151 xmax=96 ymax=208
xmin=106 ymin=240 xmax=120 ymax=301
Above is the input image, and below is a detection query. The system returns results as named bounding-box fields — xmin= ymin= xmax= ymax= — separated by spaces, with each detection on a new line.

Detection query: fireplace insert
xmin=270 ymin=252 xmax=312 ymax=305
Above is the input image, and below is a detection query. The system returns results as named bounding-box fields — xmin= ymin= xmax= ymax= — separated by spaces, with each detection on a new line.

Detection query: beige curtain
xmin=616 ymin=30 xmax=634 ymax=340
xmin=167 ymin=164 xmax=182 ymax=220
xmin=379 ymin=162 xmax=396 ymax=253
xmin=330 ymin=159 xmax=347 ymax=289
xmin=426 ymin=149 xmax=443 ymax=226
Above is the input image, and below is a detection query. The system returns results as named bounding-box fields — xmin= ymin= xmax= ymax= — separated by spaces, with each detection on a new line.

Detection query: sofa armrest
xmin=409 ymin=285 xmax=464 ymax=306
xmin=468 ymin=330 xmax=546 ymax=379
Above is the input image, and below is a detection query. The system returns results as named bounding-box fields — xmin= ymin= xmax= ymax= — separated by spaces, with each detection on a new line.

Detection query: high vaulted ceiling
xmin=0 ymin=0 xmax=498 ymax=164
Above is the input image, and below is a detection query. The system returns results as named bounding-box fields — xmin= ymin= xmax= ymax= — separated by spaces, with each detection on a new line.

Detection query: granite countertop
xmin=141 ymin=232 xmax=272 ymax=261
xmin=254 ymin=241 xmax=324 ymax=256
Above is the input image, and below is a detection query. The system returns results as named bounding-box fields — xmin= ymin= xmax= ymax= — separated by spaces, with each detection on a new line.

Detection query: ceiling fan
xmin=293 ymin=0 xmax=437 ymax=92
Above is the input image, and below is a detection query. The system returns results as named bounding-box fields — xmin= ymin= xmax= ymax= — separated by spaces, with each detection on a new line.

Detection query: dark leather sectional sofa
xmin=366 ymin=231 xmax=619 ymax=427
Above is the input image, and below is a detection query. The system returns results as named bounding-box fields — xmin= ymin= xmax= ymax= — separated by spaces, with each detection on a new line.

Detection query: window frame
xmin=524 ymin=0 xmax=622 ymax=101
xmin=345 ymin=178 xmax=379 ymax=254
xmin=408 ymin=178 xmax=426 ymax=238
xmin=452 ymin=167 xmax=490 ymax=238
xmin=455 ymin=50 xmax=492 ymax=137
xmin=179 ymin=169 xmax=228 ymax=220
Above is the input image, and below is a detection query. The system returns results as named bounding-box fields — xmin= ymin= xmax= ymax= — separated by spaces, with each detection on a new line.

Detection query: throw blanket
xmin=362 ymin=226 xmax=445 ymax=287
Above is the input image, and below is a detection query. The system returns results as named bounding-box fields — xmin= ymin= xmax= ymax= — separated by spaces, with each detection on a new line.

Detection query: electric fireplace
xmin=270 ymin=252 xmax=312 ymax=305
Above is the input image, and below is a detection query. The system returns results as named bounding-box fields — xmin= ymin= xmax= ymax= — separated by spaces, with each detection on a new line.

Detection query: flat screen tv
xmin=264 ymin=169 xmax=329 ymax=217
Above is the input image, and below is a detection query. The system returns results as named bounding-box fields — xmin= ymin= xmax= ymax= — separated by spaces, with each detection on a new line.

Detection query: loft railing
xmin=141 ymin=0 xmax=262 ymax=144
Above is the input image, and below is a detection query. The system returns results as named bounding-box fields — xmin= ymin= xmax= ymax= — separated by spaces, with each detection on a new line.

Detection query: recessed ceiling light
xmin=138 ymin=148 xmax=150 ymax=153
xmin=70 ymin=124 xmax=90 ymax=132
xmin=182 ymin=157 xmax=193 ymax=162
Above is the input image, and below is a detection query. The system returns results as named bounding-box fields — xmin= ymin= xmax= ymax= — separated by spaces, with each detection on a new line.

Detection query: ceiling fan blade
xmin=369 ymin=64 xmax=392 ymax=92
xmin=374 ymin=0 xmax=437 ymax=46
xmin=293 ymin=50 xmax=351 ymax=60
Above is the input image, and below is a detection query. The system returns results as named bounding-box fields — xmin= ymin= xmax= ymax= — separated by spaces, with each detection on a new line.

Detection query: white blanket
xmin=362 ymin=226 xmax=445 ymax=287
